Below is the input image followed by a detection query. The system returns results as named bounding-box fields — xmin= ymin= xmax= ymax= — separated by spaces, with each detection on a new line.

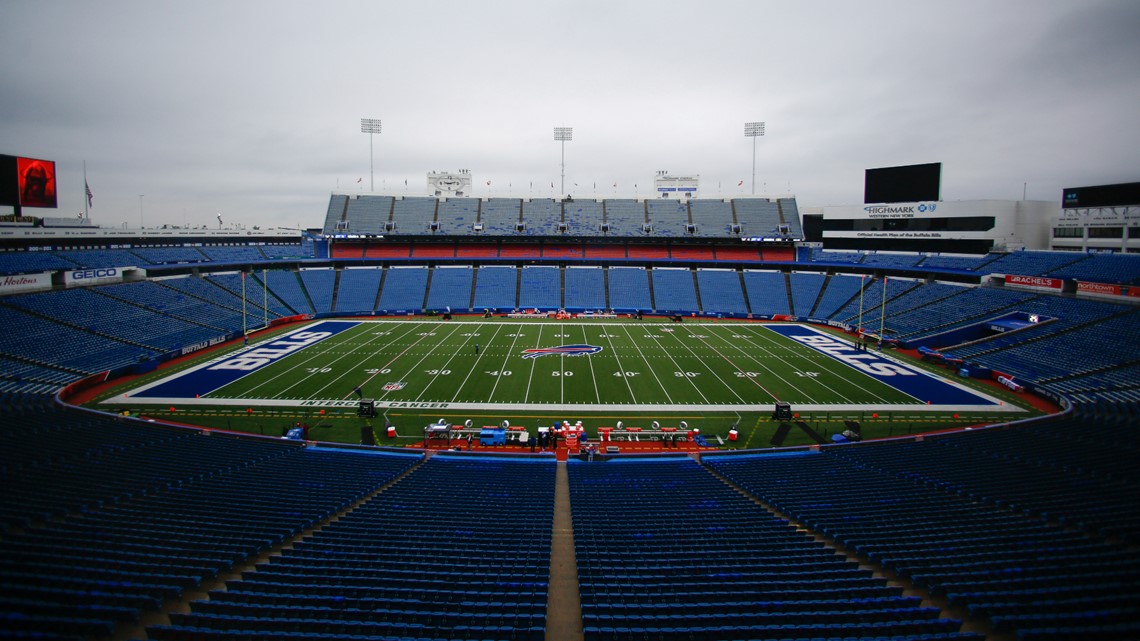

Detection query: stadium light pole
xmin=361 ymin=118 xmax=382 ymax=192
xmin=554 ymin=127 xmax=573 ymax=195
xmin=138 ymin=194 xmax=144 ymax=228
xmin=744 ymin=121 xmax=765 ymax=195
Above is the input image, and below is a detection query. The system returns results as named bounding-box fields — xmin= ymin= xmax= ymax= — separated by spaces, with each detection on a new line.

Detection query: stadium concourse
xmin=0 ymin=194 xmax=1138 ymax=641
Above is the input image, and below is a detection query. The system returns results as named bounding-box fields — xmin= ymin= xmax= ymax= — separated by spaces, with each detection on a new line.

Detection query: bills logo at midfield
xmin=521 ymin=344 xmax=603 ymax=359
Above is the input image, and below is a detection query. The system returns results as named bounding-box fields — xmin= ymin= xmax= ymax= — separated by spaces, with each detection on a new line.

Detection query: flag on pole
xmin=737 ymin=180 xmax=744 ymax=187
xmin=486 ymin=180 xmax=491 ymax=186
xmin=85 ymin=181 xmax=93 ymax=207
xmin=356 ymin=177 xmax=362 ymax=183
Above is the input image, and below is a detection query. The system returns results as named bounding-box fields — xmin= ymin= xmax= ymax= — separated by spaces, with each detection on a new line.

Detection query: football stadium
xmin=3 ymin=3 xmax=1140 ymax=641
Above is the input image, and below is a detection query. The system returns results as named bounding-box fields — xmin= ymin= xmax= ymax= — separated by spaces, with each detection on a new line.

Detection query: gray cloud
xmin=1 ymin=0 xmax=1137 ymax=229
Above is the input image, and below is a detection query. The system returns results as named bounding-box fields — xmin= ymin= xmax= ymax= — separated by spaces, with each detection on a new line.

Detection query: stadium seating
xmin=55 ymin=248 xmax=142 ymax=268
xmin=0 ymin=250 xmax=77 ymax=275
xmin=205 ymin=272 xmax=294 ymax=320
xmin=131 ymin=246 xmax=209 ymax=265
xmin=695 ymin=268 xmax=748 ymax=315
xmin=650 ymin=267 xmax=698 ymax=313
xmin=322 ymin=194 xmax=349 ymax=234
xmin=788 ymin=272 xmax=827 ymax=317
xmin=343 ymin=195 xmax=394 ymax=235
xmin=254 ymin=269 xmax=313 ymax=315
xmin=563 ymin=266 xmax=606 ymax=311
xmin=5 ymin=190 xmax=1140 ymax=641
xmin=151 ymin=455 xmax=553 ymax=641
xmin=472 ymin=265 xmax=518 ymax=311
xmin=777 ymin=197 xmax=803 ymax=237
xmin=1047 ymin=252 xmax=1140 ymax=284
xmin=645 ymin=199 xmax=690 ymax=237
xmin=606 ymin=267 xmax=651 ymax=313
xmin=198 ymin=245 xmax=266 ymax=263
xmin=570 ymin=457 xmax=973 ymax=641
xmin=743 ymin=270 xmax=791 ymax=317
xmin=424 ymin=265 xmax=474 ymax=312
xmin=733 ymin=198 xmax=783 ymax=237
xmin=334 ymin=268 xmax=382 ymax=314
xmin=982 ymin=250 xmax=1088 ymax=276
xmin=565 ymin=200 xmax=604 ymax=236
xmin=688 ymin=199 xmax=734 ymax=237
xmin=811 ymin=273 xmax=865 ymax=319
xmin=522 ymin=198 xmax=563 ymax=236
xmin=298 ymin=269 xmax=336 ymax=313
xmin=376 ymin=266 xmax=428 ymax=313
xmin=518 ymin=265 xmax=561 ymax=310
xmin=603 ymin=199 xmax=644 ymax=236
xmin=481 ymin=198 xmax=522 ymax=236
xmin=390 ymin=197 xmax=437 ymax=235
xmin=436 ymin=197 xmax=479 ymax=235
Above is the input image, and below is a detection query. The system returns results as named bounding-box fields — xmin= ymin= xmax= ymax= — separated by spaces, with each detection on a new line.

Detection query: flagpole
xmin=83 ymin=160 xmax=88 ymax=221
xmin=878 ymin=276 xmax=888 ymax=351
xmin=263 ymin=268 xmax=268 ymax=330
xmin=857 ymin=274 xmax=865 ymax=337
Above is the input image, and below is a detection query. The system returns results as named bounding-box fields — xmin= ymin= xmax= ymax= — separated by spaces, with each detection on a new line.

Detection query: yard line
xmin=451 ymin=323 xmax=505 ymax=402
xmin=236 ymin=322 xmax=398 ymax=397
xmin=305 ymin=323 xmax=425 ymax=398
xmin=641 ymin=328 xmax=709 ymax=403
xmin=582 ymin=325 xmax=601 ymax=404
xmin=375 ymin=323 xmax=465 ymax=401
xmin=523 ymin=325 xmax=546 ymax=404
xmin=490 ymin=325 xmax=527 ymax=401
xmin=704 ymin=323 xmax=822 ymax=402
xmin=599 ymin=328 xmax=644 ymax=402
xmin=741 ymin=324 xmax=898 ymax=404
xmin=682 ymin=327 xmax=779 ymax=403
xmin=664 ymin=327 xmax=747 ymax=404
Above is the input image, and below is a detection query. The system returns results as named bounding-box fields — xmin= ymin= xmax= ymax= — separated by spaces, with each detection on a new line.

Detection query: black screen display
xmin=1062 ymin=182 xmax=1140 ymax=209
xmin=864 ymin=162 xmax=942 ymax=204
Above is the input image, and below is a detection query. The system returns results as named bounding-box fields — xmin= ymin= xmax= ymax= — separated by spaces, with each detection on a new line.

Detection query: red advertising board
xmin=1077 ymin=281 xmax=1123 ymax=296
xmin=1005 ymin=274 xmax=1063 ymax=290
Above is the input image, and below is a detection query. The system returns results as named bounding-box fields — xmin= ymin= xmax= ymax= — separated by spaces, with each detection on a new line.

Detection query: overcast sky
xmin=2 ymin=0 xmax=1138 ymax=230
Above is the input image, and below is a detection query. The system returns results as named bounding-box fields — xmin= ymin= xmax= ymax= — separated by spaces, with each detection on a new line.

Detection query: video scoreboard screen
xmin=1062 ymin=181 xmax=1140 ymax=209
xmin=0 ymin=154 xmax=58 ymax=209
xmin=864 ymin=162 xmax=941 ymax=204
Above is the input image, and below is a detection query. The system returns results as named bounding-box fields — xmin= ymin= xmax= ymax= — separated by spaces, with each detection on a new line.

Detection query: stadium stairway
xmin=329 ymin=270 xmax=342 ymax=313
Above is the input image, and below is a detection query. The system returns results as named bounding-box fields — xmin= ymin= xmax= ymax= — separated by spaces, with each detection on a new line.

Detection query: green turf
xmin=92 ymin=318 xmax=1043 ymax=448
xmin=205 ymin=319 xmax=919 ymax=407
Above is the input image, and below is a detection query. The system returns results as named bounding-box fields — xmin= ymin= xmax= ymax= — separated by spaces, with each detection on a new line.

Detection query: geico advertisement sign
xmin=64 ymin=267 xmax=125 ymax=285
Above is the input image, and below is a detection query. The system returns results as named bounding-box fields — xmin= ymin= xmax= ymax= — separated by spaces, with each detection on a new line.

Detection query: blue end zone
xmin=131 ymin=321 xmax=360 ymax=399
xmin=763 ymin=324 xmax=997 ymax=406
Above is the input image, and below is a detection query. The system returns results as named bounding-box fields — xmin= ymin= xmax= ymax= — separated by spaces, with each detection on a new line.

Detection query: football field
xmin=108 ymin=319 xmax=1013 ymax=414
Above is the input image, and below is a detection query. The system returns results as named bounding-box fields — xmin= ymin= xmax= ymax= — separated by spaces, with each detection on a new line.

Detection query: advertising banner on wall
xmin=62 ymin=266 xmax=133 ymax=287
xmin=1076 ymin=281 xmax=1124 ymax=296
xmin=1005 ymin=274 xmax=1063 ymax=290
xmin=0 ymin=271 xmax=52 ymax=295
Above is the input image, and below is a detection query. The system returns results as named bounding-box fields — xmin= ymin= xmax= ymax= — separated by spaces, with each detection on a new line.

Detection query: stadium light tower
xmin=744 ymin=121 xmax=765 ymax=195
xmin=554 ymin=127 xmax=573 ymax=194
xmin=361 ymin=118 xmax=382 ymax=192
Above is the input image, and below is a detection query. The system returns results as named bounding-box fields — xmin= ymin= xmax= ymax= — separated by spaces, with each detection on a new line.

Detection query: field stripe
xmin=684 ymin=326 xmax=780 ymax=402
xmin=600 ymin=329 xmax=642 ymax=402
xmin=451 ymin=323 xmax=505 ymax=402
xmin=582 ymin=325 xmax=601 ymax=403
xmin=375 ymin=323 xmax=466 ymax=402
xmin=709 ymin=324 xmax=826 ymax=403
xmin=640 ymin=328 xmax=708 ymax=403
